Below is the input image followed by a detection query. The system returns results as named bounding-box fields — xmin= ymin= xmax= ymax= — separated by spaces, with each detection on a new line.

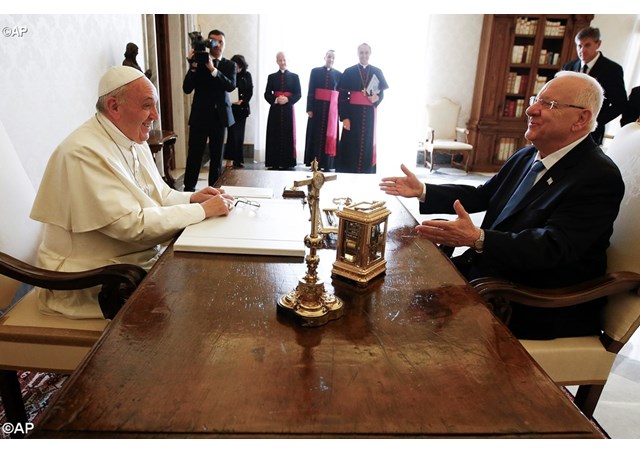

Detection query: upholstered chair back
xmin=0 ymin=119 xmax=43 ymax=311
xmin=426 ymin=98 xmax=461 ymax=141
xmin=604 ymin=121 xmax=640 ymax=344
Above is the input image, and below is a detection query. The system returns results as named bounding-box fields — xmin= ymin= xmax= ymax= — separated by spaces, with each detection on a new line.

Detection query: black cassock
xmin=264 ymin=70 xmax=301 ymax=169
xmin=337 ymin=64 xmax=389 ymax=174
xmin=303 ymin=66 xmax=342 ymax=169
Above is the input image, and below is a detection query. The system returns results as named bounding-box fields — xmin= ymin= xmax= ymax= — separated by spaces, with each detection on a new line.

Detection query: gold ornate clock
xmin=332 ymin=201 xmax=391 ymax=286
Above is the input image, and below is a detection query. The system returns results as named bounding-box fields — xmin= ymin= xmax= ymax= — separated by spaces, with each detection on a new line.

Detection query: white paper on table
xmin=174 ymin=198 xmax=308 ymax=257
xmin=220 ymin=186 xmax=274 ymax=199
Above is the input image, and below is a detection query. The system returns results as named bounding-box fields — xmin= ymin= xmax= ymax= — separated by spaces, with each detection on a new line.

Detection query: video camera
xmin=188 ymin=31 xmax=218 ymax=65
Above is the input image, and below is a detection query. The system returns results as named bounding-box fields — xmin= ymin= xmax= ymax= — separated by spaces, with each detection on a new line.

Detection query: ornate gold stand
xmin=278 ymin=161 xmax=344 ymax=327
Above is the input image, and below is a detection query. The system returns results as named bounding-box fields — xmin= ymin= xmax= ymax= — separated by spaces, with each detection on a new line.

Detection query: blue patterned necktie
xmin=492 ymin=160 xmax=545 ymax=227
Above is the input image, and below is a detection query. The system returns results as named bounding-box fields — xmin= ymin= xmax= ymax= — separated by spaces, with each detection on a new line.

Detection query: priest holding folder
xmin=336 ymin=43 xmax=388 ymax=174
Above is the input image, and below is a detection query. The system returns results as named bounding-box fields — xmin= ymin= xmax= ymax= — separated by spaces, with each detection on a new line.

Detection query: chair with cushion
xmin=423 ymin=97 xmax=473 ymax=173
xmin=0 ymin=120 xmax=145 ymax=436
xmin=471 ymin=121 xmax=640 ymax=419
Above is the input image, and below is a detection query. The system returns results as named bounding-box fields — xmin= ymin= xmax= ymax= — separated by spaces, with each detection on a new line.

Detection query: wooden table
xmin=31 ymin=170 xmax=600 ymax=438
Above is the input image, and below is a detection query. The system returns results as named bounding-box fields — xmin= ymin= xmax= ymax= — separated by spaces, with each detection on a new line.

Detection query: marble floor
xmin=176 ymin=160 xmax=640 ymax=439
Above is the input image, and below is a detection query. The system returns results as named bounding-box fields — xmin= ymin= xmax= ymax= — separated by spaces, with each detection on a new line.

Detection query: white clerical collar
xmin=95 ymin=112 xmax=136 ymax=149
xmin=581 ymin=52 xmax=601 ymax=72
xmin=539 ymin=133 xmax=590 ymax=170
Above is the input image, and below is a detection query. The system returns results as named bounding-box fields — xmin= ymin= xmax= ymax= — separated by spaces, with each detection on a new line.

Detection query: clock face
xmin=312 ymin=172 xmax=325 ymax=189
xmin=341 ymin=220 xmax=363 ymax=264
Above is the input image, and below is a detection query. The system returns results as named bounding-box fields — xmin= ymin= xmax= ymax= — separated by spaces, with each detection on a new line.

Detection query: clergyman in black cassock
xmin=264 ymin=52 xmax=301 ymax=169
xmin=304 ymin=50 xmax=342 ymax=170
xmin=337 ymin=43 xmax=388 ymax=174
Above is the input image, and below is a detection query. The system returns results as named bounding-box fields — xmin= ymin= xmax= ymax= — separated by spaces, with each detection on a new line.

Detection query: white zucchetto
xmin=98 ymin=66 xmax=145 ymax=97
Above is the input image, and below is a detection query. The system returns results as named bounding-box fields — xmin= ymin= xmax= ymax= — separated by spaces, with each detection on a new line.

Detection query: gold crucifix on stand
xmin=277 ymin=160 xmax=344 ymax=327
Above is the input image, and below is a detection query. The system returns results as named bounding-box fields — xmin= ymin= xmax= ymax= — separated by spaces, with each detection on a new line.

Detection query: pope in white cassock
xmin=30 ymin=66 xmax=235 ymax=319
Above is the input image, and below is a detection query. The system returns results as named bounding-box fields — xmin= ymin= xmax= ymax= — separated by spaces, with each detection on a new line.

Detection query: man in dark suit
xmin=621 ymin=86 xmax=640 ymax=127
xmin=182 ymin=29 xmax=237 ymax=191
xmin=380 ymin=71 xmax=624 ymax=340
xmin=561 ymin=26 xmax=626 ymax=144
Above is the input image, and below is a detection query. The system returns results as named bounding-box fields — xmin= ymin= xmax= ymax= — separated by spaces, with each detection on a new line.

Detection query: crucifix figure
xmin=294 ymin=159 xmax=337 ymax=267
xmin=277 ymin=159 xmax=343 ymax=327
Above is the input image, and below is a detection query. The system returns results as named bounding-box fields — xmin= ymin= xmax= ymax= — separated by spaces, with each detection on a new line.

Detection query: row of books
xmin=515 ymin=17 xmax=538 ymax=35
xmin=495 ymin=138 xmax=519 ymax=162
xmin=515 ymin=17 xmax=567 ymax=37
xmin=506 ymin=72 xmax=529 ymax=95
xmin=503 ymin=99 xmax=526 ymax=118
xmin=539 ymin=49 xmax=561 ymax=66
xmin=511 ymin=45 xmax=535 ymax=64
xmin=532 ymin=75 xmax=548 ymax=94
xmin=504 ymin=74 xmax=549 ymax=112
xmin=544 ymin=20 xmax=566 ymax=37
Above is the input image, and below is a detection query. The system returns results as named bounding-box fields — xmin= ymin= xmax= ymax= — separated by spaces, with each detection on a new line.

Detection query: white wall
xmin=0 ymin=14 xmax=145 ymax=187
xmin=423 ymin=15 xmax=484 ymax=137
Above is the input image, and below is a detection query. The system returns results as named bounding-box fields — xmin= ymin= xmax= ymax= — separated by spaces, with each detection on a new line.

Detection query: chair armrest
xmin=0 ymin=251 xmax=146 ymax=319
xmin=426 ymin=127 xmax=435 ymax=143
xmin=470 ymin=271 xmax=640 ymax=308
xmin=455 ymin=127 xmax=470 ymax=143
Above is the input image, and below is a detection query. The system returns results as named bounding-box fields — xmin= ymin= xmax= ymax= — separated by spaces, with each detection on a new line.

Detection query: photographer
xmin=182 ymin=29 xmax=237 ymax=191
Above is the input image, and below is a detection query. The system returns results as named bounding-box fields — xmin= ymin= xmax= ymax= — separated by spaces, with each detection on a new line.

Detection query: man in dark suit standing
xmin=621 ymin=86 xmax=640 ymax=127
xmin=182 ymin=29 xmax=237 ymax=191
xmin=561 ymin=26 xmax=626 ymax=144
xmin=380 ymin=72 xmax=624 ymax=340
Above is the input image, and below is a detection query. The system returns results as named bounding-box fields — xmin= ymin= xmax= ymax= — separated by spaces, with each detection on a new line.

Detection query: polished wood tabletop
xmin=32 ymin=169 xmax=599 ymax=438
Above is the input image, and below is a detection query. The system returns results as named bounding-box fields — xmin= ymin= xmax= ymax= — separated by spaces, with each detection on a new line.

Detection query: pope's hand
xmin=190 ymin=186 xmax=226 ymax=203
xmin=201 ymin=194 xmax=234 ymax=218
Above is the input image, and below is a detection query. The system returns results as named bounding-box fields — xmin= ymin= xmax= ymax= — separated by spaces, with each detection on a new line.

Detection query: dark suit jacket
xmin=621 ymin=86 xmax=640 ymax=127
xmin=232 ymin=70 xmax=253 ymax=120
xmin=562 ymin=53 xmax=626 ymax=142
xmin=183 ymin=57 xmax=237 ymax=128
xmin=421 ymin=136 xmax=625 ymax=339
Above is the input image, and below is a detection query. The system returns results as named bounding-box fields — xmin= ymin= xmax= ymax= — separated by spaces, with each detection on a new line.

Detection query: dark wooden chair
xmin=471 ymin=122 xmax=640 ymax=418
xmin=148 ymin=129 xmax=178 ymax=188
xmin=0 ymin=120 xmax=146 ymax=437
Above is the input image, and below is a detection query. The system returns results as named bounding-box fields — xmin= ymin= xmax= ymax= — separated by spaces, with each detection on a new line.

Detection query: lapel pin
xmin=547 ymin=177 xmax=553 ymax=185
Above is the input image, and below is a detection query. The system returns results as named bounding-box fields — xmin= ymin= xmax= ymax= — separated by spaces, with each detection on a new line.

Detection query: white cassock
xmin=30 ymin=113 xmax=205 ymax=319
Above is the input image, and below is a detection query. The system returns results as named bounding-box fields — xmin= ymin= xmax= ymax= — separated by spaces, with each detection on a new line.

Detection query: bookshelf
xmin=467 ymin=14 xmax=593 ymax=172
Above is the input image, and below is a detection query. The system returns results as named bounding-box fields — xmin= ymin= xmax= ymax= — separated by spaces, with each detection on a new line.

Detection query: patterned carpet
xmin=0 ymin=371 xmax=68 ymax=439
